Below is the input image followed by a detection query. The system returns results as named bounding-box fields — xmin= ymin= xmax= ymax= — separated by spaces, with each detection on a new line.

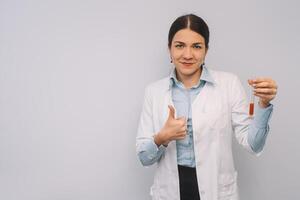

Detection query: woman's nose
xmin=182 ymin=48 xmax=192 ymax=59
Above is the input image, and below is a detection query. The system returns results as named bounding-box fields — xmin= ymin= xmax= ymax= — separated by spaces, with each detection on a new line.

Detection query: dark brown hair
xmin=168 ymin=14 xmax=210 ymax=49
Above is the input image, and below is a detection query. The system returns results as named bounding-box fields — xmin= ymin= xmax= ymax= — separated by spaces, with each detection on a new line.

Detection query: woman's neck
xmin=176 ymin=67 xmax=202 ymax=89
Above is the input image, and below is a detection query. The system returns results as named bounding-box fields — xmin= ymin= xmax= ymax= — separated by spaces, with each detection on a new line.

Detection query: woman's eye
xmin=193 ymin=45 xmax=202 ymax=49
xmin=175 ymin=44 xmax=184 ymax=48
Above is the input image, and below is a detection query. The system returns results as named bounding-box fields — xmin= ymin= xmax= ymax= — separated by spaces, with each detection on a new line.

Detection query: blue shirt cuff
xmin=139 ymin=137 xmax=166 ymax=160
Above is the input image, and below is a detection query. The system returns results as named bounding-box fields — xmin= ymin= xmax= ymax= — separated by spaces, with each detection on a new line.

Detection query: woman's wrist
xmin=258 ymin=100 xmax=270 ymax=108
xmin=154 ymin=131 xmax=168 ymax=147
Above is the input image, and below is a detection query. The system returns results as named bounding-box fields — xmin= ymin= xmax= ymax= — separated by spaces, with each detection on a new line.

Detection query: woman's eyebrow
xmin=193 ymin=42 xmax=204 ymax=45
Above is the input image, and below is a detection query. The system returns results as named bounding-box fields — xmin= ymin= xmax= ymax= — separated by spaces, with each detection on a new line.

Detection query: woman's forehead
xmin=173 ymin=29 xmax=205 ymax=43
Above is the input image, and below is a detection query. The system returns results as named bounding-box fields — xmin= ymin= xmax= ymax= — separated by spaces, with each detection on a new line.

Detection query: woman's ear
xmin=204 ymin=47 xmax=209 ymax=56
xmin=168 ymin=46 xmax=172 ymax=63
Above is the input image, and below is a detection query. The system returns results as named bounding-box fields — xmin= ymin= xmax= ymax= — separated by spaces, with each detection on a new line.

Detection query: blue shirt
xmin=138 ymin=66 xmax=273 ymax=167
xmin=171 ymin=66 xmax=212 ymax=167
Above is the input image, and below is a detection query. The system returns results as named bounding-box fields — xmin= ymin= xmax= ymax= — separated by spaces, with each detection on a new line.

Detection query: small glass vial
xmin=249 ymin=87 xmax=255 ymax=117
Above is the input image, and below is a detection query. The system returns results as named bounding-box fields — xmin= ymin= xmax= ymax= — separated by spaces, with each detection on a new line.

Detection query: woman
xmin=136 ymin=14 xmax=277 ymax=200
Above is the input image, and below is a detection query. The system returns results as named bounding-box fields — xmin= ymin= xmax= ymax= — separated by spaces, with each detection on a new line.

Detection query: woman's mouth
xmin=181 ymin=62 xmax=194 ymax=67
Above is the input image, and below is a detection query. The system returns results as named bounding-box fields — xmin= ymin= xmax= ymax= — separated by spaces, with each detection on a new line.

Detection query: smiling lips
xmin=181 ymin=62 xmax=194 ymax=67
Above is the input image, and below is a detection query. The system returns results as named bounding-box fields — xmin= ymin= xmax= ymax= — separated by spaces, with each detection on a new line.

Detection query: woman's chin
xmin=177 ymin=67 xmax=199 ymax=77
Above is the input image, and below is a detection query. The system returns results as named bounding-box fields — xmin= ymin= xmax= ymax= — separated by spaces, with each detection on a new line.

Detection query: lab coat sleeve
xmin=136 ymin=85 xmax=165 ymax=166
xmin=230 ymin=75 xmax=262 ymax=156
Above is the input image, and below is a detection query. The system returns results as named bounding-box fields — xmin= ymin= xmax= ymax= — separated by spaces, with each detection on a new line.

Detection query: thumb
xmin=168 ymin=105 xmax=175 ymax=120
xmin=248 ymin=79 xmax=255 ymax=86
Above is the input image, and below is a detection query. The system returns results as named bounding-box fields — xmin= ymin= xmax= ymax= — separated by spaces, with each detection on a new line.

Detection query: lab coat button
xmin=200 ymin=190 xmax=205 ymax=195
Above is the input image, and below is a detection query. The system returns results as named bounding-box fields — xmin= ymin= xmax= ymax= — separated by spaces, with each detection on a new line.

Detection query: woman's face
xmin=169 ymin=28 xmax=207 ymax=79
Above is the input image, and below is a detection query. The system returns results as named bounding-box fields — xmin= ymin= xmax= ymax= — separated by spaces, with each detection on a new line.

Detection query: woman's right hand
xmin=154 ymin=105 xmax=187 ymax=146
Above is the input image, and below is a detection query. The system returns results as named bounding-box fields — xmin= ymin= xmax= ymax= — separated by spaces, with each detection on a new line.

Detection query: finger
xmin=168 ymin=105 xmax=175 ymax=120
xmin=179 ymin=126 xmax=187 ymax=132
xmin=248 ymin=79 xmax=254 ymax=86
xmin=252 ymin=81 xmax=272 ymax=88
xmin=176 ymin=136 xmax=186 ymax=140
xmin=254 ymin=80 xmax=277 ymax=88
xmin=252 ymin=77 xmax=273 ymax=83
xmin=176 ymin=130 xmax=187 ymax=137
xmin=254 ymin=88 xmax=277 ymax=95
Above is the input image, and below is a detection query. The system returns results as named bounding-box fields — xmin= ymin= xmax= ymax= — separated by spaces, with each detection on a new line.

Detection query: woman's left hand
xmin=248 ymin=78 xmax=278 ymax=108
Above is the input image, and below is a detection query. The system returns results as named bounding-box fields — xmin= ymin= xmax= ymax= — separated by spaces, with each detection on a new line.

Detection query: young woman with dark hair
xmin=136 ymin=14 xmax=277 ymax=200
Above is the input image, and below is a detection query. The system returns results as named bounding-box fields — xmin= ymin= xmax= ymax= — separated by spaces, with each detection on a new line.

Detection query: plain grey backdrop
xmin=0 ymin=0 xmax=299 ymax=199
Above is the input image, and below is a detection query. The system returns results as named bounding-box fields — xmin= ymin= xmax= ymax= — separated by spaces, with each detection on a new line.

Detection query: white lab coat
xmin=136 ymin=68 xmax=261 ymax=200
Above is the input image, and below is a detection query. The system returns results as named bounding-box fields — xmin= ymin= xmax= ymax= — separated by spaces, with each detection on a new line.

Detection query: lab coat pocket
xmin=218 ymin=171 xmax=238 ymax=199
xmin=210 ymin=110 xmax=228 ymax=131
xmin=199 ymin=110 xmax=228 ymax=132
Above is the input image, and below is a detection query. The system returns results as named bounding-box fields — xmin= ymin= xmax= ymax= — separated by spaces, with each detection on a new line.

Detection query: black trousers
xmin=178 ymin=165 xmax=201 ymax=200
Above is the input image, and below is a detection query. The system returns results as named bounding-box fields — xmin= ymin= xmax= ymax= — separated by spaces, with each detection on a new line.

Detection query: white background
xmin=0 ymin=0 xmax=299 ymax=199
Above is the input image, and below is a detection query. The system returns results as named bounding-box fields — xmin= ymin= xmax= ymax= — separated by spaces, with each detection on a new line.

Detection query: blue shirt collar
xmin=169 ymin=65 xmax=215 ymax=90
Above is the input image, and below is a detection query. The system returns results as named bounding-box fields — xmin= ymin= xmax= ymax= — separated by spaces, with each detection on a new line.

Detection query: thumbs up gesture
xmin=154 ymin=105 xmax=187 ymax=146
